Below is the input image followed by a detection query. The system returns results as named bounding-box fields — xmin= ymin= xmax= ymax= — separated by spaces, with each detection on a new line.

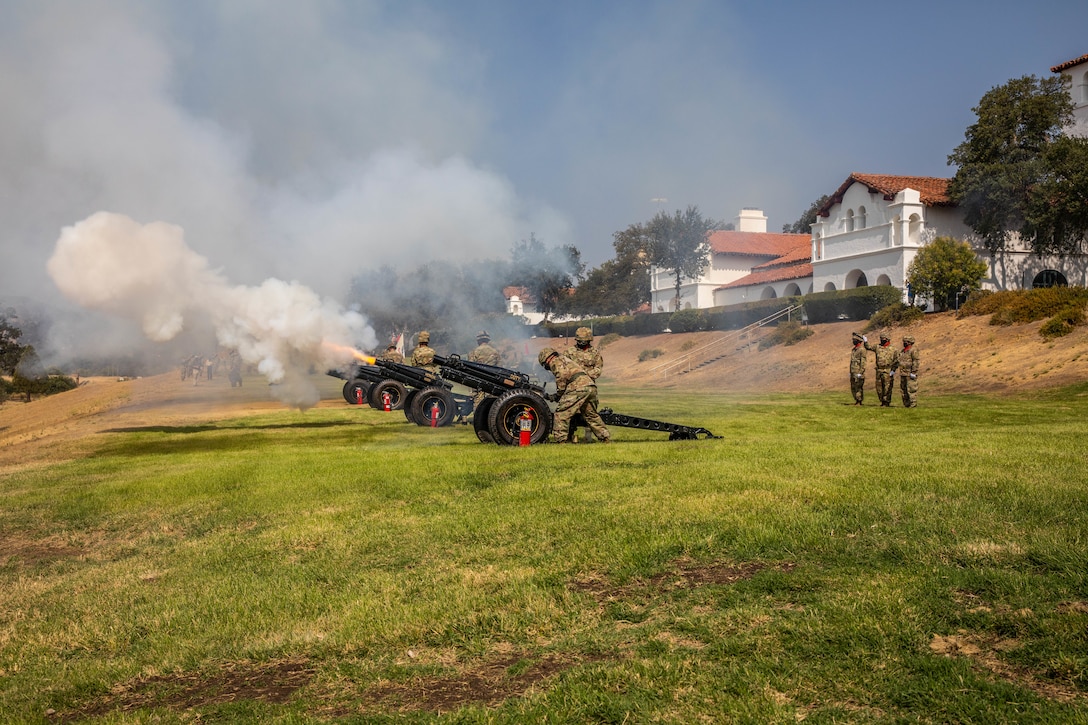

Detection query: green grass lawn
xmin=2 ymin=385 xmax=1087 ymax=723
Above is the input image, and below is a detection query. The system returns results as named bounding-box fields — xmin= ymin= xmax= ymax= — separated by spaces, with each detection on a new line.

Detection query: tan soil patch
xmin=569 ymin=558 xmax=790 ymax=603
xmin=930 ymin=632 xmax=1083 ymax=703
xmin=60 ymin=659 xmax=313 ymax=721
xmin=356 ymin=652 xmax=585 ymax=714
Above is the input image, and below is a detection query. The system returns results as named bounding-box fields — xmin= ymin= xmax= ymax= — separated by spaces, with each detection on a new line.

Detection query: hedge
xmin=539 ymin=286 xmax=904 ymax=338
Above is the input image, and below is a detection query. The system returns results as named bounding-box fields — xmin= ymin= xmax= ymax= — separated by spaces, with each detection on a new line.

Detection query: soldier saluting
xmin=864 ymin=333 xmax=897 ymax=407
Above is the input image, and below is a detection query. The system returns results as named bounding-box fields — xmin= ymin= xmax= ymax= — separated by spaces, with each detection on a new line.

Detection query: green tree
xmin=782 ymin=194 xmax=831 ymax=234
xmin=566 ymin=223 xmax=652 ymax=316
xmin=1 ymin=309 xmax=27 ymax=376
xmin=947 ymin=75 xmax=1077 ymax=254
xmin=906 ymin=237 xmax=988 ymax=312
xmin=509 ymin=234 xmax=583 ymax=322
xmin=646 ymin=206 xmax=720 ymax=311
xmin=1023 ymin=135 xmax=1088 ymax=254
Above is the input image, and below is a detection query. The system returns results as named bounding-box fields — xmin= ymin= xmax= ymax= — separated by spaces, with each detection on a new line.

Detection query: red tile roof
xmin=502 ymin=285 xmax=534 ymax=302
xmin=718 ymin=261 xmax=813 ymax=290
xmin=1052 ymin=53 xmax=1088 ymax=73
xmin=752 ymin=242 xmax=811 ymax=268
xmin=818 ymin=173 xmax=952 ymax=217
xmin=708 ymin=230 xmax=809 ymax=258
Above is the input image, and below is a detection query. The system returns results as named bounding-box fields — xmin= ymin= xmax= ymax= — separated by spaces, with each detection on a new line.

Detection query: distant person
xmin=538 ymin=347 xmax=610 ymax=444
xmin=895 ymin=335 xmax=920 ymax=408
xmin=379 ymin=344 xmax=404 ymax=364
xmin=849 ymin=332 xmax=867 ymax=405
xmin=468 ymin=330 xmax=501 ymax=366
xmin=228 ymin=351 xmax=243 ymax=387
xmin=563 ymin=327 xmax=604 ymax=440
xmin=865 ymin=333 xmax=897 ymax=407
xmin=410 ymin=331 xmax=440 ymax=374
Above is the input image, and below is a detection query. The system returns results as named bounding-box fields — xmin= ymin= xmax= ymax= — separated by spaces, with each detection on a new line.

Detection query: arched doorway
xmin=760 ymin=287 xmax=778 ymax=299
xmin=823 ymin=282 xmax=836 ymax=292
xmin=1032 ymin=270 xmax=1067 ymax=288
xmin=845 ymin=270 xmax=869 ymax=288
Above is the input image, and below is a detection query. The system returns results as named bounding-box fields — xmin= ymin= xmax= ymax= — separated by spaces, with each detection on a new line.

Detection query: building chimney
xmin=735 ymin=208 xmax=767 ymax=233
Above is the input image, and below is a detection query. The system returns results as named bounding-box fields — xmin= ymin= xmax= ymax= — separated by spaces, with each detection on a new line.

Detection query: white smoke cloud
xmin=47 ymin=212 xmax=374 ymax=408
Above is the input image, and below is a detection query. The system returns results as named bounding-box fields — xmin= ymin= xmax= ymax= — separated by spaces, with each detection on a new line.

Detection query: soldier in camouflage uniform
xmin=468 ymin=330 xmax=501 ymax=409
xmin=865 ymin=333 xmax=897 ymax=407
xmin=895 ymin=335 xmax=920 ymax=408
xmin=563 ymin=327 xmax=604 ymax=440
xmin=538 ymin=347 xmax=611 ymax=444
xmin=379 ymin=344 xmax=403 ymax=364
xmin=849 ymin=332 xmax=867 ymax=405
xmin=410 ymin=331 xmax=440 ymax=374
xmin=468 ymin=330 xmax=501 ymax=366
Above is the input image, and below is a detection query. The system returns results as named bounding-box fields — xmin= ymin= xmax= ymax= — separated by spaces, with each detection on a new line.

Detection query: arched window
xmin=845 ymin=209 xmax=855 ymax=232
xmin=857 ymin=206 xmax=867 ymax=230
xmin=823 ymin=282 xmax=836 ymax=292
xmin=876 ymin=274 xmax=892 ymax=286
xmin=1080 ymin=71 xmax=1088 ymax=104
xmin=783 ymin=283 xmax=802 ymax=297
xmin=1032 ymin=270 xmax=1068 ymax=288
xmin=760 ymin=287 xmax=777 ymax=300
xmin=908 ymin=214 xmax=922 ymax=246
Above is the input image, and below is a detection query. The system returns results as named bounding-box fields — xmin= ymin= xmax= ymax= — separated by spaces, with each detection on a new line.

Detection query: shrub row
xmin=540 ymin=286 xmax=902 ymax=338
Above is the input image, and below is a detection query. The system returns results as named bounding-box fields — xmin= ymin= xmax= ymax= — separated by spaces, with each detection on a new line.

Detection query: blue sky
xmin=2 ymin=0 xmax=1086 ymax=311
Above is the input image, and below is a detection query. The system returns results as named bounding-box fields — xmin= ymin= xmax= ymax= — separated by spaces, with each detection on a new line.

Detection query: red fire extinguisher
xmin=382 ymin=390 xmax=392 ymax=411
xmin=355 ymin=387 xmax=364 ymax=405
xmin=430 ymin=401 xmax=440 ymax=427
xmin=518 ymin=410 xmax=533 ymax=447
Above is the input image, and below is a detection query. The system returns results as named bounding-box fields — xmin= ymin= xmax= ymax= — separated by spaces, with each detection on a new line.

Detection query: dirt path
xmin=3 ymin=312 xmax=1086 ymax=471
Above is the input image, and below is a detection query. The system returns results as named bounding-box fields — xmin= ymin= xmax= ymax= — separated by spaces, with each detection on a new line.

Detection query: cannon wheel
xmin=410 ymin=386 xmax=456 ymax=427
xmin=402 ymin=390 xmax=420 ymax=424
xmin=473 ymin=396 xmax=496 ymax=443
xmin=487 ymin=391 xmax=553 ymax=446
xmin=342 ymin=379 xmax=371 ymax=405
xmin=368 ymin=379 xmax=407 ymax=410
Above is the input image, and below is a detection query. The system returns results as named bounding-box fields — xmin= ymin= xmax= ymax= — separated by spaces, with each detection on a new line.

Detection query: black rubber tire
xmin=473 ymin=396 xmax=496 ymax=443
xmin=368 ymin=379 xmax=407 ymax=410
xmin=342 ymin=379 xmax=371 ymax=405
xmin=410 ymin=386 xmax=457 ymax=427
xmin=487 ymin=391 xmax=553 ymax=446
xmin=402 ymin=390 xmax=420 ymax=424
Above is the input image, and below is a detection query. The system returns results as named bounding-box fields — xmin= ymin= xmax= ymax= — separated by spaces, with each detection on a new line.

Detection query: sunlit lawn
xmin=2 ymin=385 xmax=1087 ymax=723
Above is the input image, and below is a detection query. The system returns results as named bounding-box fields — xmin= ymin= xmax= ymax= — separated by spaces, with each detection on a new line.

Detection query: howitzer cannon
xmin=326 ymin=359 xmax=473 ymax=426
xmin=433 ymin=354 xmax=554 ymax=444
xmin=434 ymin=354 xmax=719 ymax=445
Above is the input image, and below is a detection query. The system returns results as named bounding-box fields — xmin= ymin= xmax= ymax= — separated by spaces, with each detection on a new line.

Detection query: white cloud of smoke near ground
xmin=47 ymin=212 xmax=374 ymax=408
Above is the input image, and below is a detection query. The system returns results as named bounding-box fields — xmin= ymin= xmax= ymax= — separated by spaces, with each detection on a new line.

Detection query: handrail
xmin=648 ymin=305 xmax=802 ymax=377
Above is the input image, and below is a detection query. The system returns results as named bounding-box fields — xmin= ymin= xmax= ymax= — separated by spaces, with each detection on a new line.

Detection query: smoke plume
xmin=47 ymin=212 xmax=374 ymax=408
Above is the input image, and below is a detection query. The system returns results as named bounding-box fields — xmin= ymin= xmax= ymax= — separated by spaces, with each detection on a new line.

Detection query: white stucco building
xmin=649 ymin=208 xmax=809 ymax=311
xmin=1052 ymin=52 xmax=1088 ymax=136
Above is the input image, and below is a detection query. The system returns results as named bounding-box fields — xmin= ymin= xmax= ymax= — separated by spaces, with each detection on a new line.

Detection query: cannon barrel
xmin=433 ymin=353 xmax=547 ymax=399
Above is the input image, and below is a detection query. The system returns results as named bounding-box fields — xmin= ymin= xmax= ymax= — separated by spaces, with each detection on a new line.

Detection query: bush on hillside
xmin=668 ymin=308 xmax=706 ymax=332
xmin=757 ymin=321 xmax=814 ymax=350
xmin=597 ymin=333 xmax=620 ymax=349
xmin=638 ymin=348 xmax=664 ymax=362
xmin=1040 ymin=305 xmax=1086 ymax=340
xmin=864 ymin=302 xmax=925 ymax=332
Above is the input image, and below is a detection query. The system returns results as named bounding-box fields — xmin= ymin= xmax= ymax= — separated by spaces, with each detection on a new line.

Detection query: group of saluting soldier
xmin=388 ymin=326 xmax=611 ymax=444
xmin=850 ymin=331 xmax=920 ymax=407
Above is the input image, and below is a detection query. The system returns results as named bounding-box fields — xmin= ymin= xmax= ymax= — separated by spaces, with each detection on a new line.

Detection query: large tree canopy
xmin=906 ymin=236 xmax=989 ymax=312
xmin=508 ymin=234 xmax=584 ymax=323
xmin=646 ymin=206 xmax=720 ymax=311
xmin=782 ymin=194 xmax=831 ymax=234
xmin=565 ymin=223 xmax=652 ymax=316
xmin=947 ymin=74 xmax=1087 ymax=255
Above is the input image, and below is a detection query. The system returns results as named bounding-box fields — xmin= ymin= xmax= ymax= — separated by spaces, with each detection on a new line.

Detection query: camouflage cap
xmin=476 ymin=329 xmax=490 ymax=341
xmin=879 ymin=333 xmax=890 ymax=342
xmin=537 ymin=347 xmax=558 ymax=367
xmin=852 ymin=332 xmax=863 ymax=343
xmin=575 ymin=326 xmax=593 ymax=343
xmin=903 ymin=335 xmax=915 ymax=345
xmin=417 ymin=331 xmax=430 ymax=343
